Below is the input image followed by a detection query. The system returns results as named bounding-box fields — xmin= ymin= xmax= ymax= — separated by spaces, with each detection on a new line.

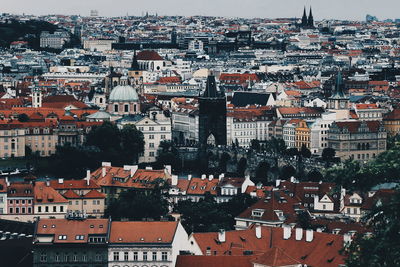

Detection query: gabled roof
xmin=176 ymin=255 xmax=253 ymax=267
xmin=36 ymin=218 xmax=109 ymax=244
xmin=252 ymin=247 xmax=301 ymax=266
xmin=137 ymin=50 xmax=163 ymax=61
xmin=34 ymin=182 xmax=68 ymax=204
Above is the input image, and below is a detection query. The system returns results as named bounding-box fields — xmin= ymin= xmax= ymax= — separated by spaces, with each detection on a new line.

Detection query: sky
xmin=2 ymin=0 xmax=400 ymax=21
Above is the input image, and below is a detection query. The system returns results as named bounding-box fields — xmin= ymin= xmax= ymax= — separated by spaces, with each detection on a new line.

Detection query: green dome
xmin=109 ymin=85 xmax=139 ymax=102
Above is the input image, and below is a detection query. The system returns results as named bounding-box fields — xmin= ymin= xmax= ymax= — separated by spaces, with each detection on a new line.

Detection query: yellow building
xmin=295 ymin=119 xmax=311 ymax=150
xmin=0 ymin=124 xmax=26 ymax=158
xmin=383 ymin=109 xmax=400 ymax=137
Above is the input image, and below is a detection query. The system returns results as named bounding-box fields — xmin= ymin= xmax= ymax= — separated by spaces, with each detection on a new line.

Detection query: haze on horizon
xmin=2 ymin=0 xmax=400 ymax=21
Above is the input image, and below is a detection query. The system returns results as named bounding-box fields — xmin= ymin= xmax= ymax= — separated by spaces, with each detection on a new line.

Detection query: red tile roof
xmin=176 ymin=256 xmax=253 ymax=267
xmin=34 ymin=182 xmax=68 ymax=204
xmin=192 ymin=225 xmax=346 ymax=266
xmin=109 ymin=221 xmax=178 ymax=243
xmin=137 ymin=50 xmax=163 ymax=61
xmin=36 ymin=218 xmax=109 ymax=243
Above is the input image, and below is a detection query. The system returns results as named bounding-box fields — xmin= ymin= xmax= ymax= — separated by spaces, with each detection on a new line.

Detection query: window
xmin=161 ymin=252 xmax=168 ymax=261
xmin=124 ymin=104 xmax=129 ymax=112
xmin=124 ymin=252 xmax=129 ymax=261
xmin=40 ymin=252 xmax=47 ymax=262
xmin=58 ymin=235 xmax=67 ymax=240
xmin=149 ymin=143 xmax=154 ymax=148
xmin=53 ymin=206 xmax=57 ymax=212
xmin=9 ymin=208 xmax=13 ymax=214
xmin=114 ymin=104 xmax=119 ymax=113
xmin=75 ymin=235 xmax=85 ymax=240
xmin=133 ymin=252 xmax=138 ymax=261
xmin=161 ymin=134 xmax=166 ymax=139
xmin=149 ymin=135 xmax=154 ymax=139
xmin=152 ymin=252 xmax=157 ymax=261
xmin=113 ymin=251 xmax=120 ymax=261
xmin=83 ymin=200 xmax=87 ymax=205
xmin=161 ymin=126 xmax=166 ymax=131
xmin=60 ymin=206 xmax=64 ymax=212
xmin=149 ymin=152 xmax=155 ymax=157
xmin=55 ymin=253 xmax=60 ymax=262
xmin=72 ymin=253 xmax=78 ymax=262
xmin=143 ymin=252 xmax=148 ymax=261
xmin=82 ymin=254 xmax=87 ymax=262
xmin=15 ymin=207 xmax=19 ymax=213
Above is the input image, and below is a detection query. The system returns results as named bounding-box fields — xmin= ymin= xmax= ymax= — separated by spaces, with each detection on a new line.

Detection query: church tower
xmin=198 ymin=74 xmax=227 ymax=147
xmin=328 ymin=71 xmax=350 ymax=120
xmin=32 ymin=87 xmax=42 ymax=108
xmin=301 ymin=7 xmax=308 ymax=27
xmin=308 ymin=7 xmax=314 ymax=28
xmin=104 ymin=67 xmax=122 ymax=96
xmin=128 ymin=51 xmax=145 ymax=95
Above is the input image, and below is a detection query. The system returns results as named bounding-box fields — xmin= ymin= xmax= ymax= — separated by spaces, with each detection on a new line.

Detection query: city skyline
xmin=2 ymin=0 xmax=400 ymax=20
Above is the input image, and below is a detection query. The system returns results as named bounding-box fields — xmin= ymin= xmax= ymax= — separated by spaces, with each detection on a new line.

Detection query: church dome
xmin=109 ymin=85 xmax=139 ymax=102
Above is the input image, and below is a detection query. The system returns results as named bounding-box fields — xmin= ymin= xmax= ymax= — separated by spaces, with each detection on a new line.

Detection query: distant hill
xmin=0 ymin=19 xmax=63 ymax=50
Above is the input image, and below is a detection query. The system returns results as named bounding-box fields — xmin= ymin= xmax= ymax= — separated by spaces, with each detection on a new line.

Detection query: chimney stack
xmin=58 ymin=178 xmax=64 ymax=184
xmin=171 ymin=175 xmax=178 ymax=186
xmin=46 ymin=178 xmax=50 ymax=187
xmin=85 ymin=170 xmax=91 ymax=185
xmin=283 ymin=225 xmax=291 ymax=240
xmin=208 ymin=175 xmax=214 ymax=181
xmin=275 ymin=179 xmax=281 ymax=187
xmin=101 ymin=162 xmax=111 ymax=178
xmin=188 ymin=174 xmax=192 ymax=181
xmin=305 ymin=229 xmax=313 ymax=242
xmin=343 ymin=233 xmax=353 ymax=245
xmin=201 ymin=174 xmax=206 ymax=180
xmin=146 ymin=166 xmax=153 ymax=170
xmin=218 ymin=173 xmax=225 ymax=181
xmin=218 ymin=229 xmax=226 ymax=243
xmin=165 ymin=165 xmax=172 ymax=175
xmin=102 ymin=167 xmax=106 ymax=177
xmin=255 ymin=225 xmax=262 ymax=239
xmin=295 ymin=228 xmax=303 ymax=241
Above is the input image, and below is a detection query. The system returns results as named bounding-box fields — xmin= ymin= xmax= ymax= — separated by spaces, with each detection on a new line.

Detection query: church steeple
xmin=333 ymin=71 xmax=345 ymax=98
xmin=301 ymin=6 xmax=308 ymax=27
xmin=308 ymin=7 xmax=314 ymax=28
xmin=130 ymin=50 xmax=141 ymax=71
xmin=203 ymin=75 xmax=218 ymax=98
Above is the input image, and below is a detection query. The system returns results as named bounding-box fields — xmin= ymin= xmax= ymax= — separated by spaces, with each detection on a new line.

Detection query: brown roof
xmin=109 ymin=221 xmax=178 ymax=244
xmin=192 ymin=225 xmax=346 ymax=266
xmin=186 ymin=178 xmax=219 ymax=196
xmin=176 ymin=256 xmax=253 ymax=267
xmin=34 ymin=182 xmax=68 ymax=204
xmin=332 ymin=120 xmax=382 ymax=134
xmin=83 ymin=190 xmax=106 ymax=199
xmin=50 ymin=179 xmax=100 ymax=190
xmin=137 ymin=50 xmax=163 ymax=61
xmin=252 ymin=247 xmax=301 ymax=266
xmin=36 ymin=218 xmax=109 ymax=244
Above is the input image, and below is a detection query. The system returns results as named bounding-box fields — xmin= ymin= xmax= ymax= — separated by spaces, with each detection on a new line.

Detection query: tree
xmin=286 ymin=148 xmax=299 ymax=157
xmin=120 ymin=124 xmax=144 ymax=164
xmin=253 ymin=161 xmax=270 ymax=184
xmin=322 ymin=147 xmax=336 ymax=163
xmin=345 ymin=189 xmax=400 ymax=266
xmin=280 ymin=165 xmax=296 ymax=180
xmin=86 ymin=121 xmax=121 ymax=152
xmin=307 ymin=169 xmax=323 ymax=182
xmin=155 ymin=140 xmax=181 ymax=171
xmin=250 ymin=139 xmax=261 ymax=152
xmin=17 ymin=113 xmax=29 ymax=122
xmin=237 ymin=157 xmax=247 ymax=176
xmin=300 ymin=144 xmax=311 ymax=158
xmin=105 ymin=185 xmax=169 ymax=221
xmin=219 ymin=152 xmax=231 ymax=173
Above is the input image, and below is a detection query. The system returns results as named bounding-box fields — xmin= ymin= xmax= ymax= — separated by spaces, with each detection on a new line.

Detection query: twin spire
xmin=301 ymin=6 xmax=314 ymax=28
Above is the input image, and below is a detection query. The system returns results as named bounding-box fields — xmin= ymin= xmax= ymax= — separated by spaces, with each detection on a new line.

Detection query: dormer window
xmin=252 ymin=209 xmax=265 ymax=217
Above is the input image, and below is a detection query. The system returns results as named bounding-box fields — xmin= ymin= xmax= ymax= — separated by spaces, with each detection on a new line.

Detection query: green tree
xmin=155 ymin=140 xmax=180 ymax=171
xmin=105 ymin=185 xmax=169 ymax=221
xmin=253 ymin=161 xmax=270 ymax=184
xmin=307 ymin=169 xmax=323 ymax=182
xmin=345 ymin=189 xmax=400 ymax=266
xmin=17 ymin=113 xmax=29 ymax=122
xmin=120 ymin=124 xmax=144 ymax=164
xmin=280 ymin=165 xmax=296 ymax=180
xmin=322 ymin=147 xmax=336 ymax=161
xmin=250 ymin=139 xmax=261 ymax=152
xmin=300 ymin=144 xmax=311 ymax=158
xmin=286 ymin=148 xmax=299 ymax=157
xmin=237 ymin=157 xmax=247 ymax=176
xmin=219 ymin=152 xmax=231 ymax=173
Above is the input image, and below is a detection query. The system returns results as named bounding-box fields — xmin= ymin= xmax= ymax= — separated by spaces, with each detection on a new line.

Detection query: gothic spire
xmin=301 ymin=6 xmax=308 ymax=26
xmin=308 ymin=7 xmax=314 ymax=27
xmin=203 ymin=75 xmax=218 ymax=98
xmin=130 ymin=50 xmax=141 ymax=71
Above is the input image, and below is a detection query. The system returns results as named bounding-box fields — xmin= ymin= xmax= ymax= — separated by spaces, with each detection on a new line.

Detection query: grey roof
xmin=87 ymin=110 xmax=112 ymax=119
xmin=109 ymin=85 xmax=139 ymax=102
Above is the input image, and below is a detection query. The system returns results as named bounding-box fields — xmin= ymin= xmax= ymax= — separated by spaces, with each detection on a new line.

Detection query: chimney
xmin=102 ymin=167 xmax=106 ymax=177
xmin=283 ymin=225 xmax=291 ymax=240
xmin=275 ymin=179 xmax=281 ymax=187
xmin=316 ymin=227 xmax=323 ymax=233
xmin=305 ymin=229 xmax=314 ymax=242
xmin=218 ymin=229 xmax=226 ymax=243
xmin=165 ymin=165 xmax=172 ymax=175
xmin=102 ymin=162 xmax=111 ymax=167
xmin=295 ymin=228 xmax=303 ymax=241
xmin=343 ymin=233 xmax=353 ymax=245
xmin=46 ymin=178 xmax=50 ymax=187
xmin=218 ymin=173 xmax=225 ymax=181
xmin=255 ymin=225 xmax=262 ymax=239
xmin=208 ymin=175 xmax=214 ymax=181
xmin=5 ymin=177 xmax=10 ymax=187
xmin=146 ymin=166 xmax=153 ymax=170
xmin=131 ymin=165 xmax=138 ymax=177
xmin=58 ymin=178 xmax=64 ymax=184
xmin=171 ymin=175 xmax=178 ymax=186
xmin=188 ymin=174 xmax=192 ymax=181
xmin=201 ymin=174 xmax=206 ymax=180
xmin=86 ymin=170 xmax=91 ymax=182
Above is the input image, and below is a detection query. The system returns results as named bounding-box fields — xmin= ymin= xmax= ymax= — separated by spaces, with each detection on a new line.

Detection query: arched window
xmin=114 ymin=104 xmax=119 ymax=113
xmin=124 ymin=104 xmax=129 ymax=113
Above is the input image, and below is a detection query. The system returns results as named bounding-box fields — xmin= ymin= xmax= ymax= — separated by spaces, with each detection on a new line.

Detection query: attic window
xmin=252 ymin=209 xmax=265 ymax=217
xmin=42 ymin=225 xmax=47 ymax=228
xmin=58 ymin=235 xmax=67 ymax=240
xmin=157 ymin=237 xmax=162 ymax=241
xmin=51 ymin=225 xmax=56 ymax=228
xmin=99 ymin=225 xmax=103 ymax=228
xmin=90 ymin=225 xmax=94 ymax=228
xmin=140 ymin=237 xmax=144 ymax=241
xmin=118 ymin=237 xmax=123 ymax=241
